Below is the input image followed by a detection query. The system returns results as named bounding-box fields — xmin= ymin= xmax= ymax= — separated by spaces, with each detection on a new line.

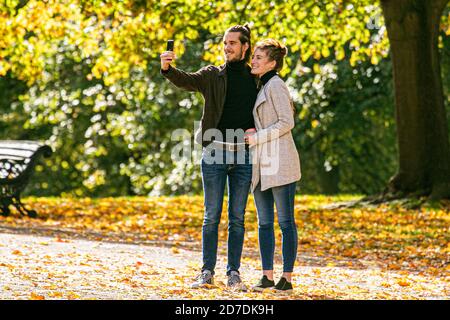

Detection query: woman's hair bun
xmin=254 ymin=39 xmax=288 ymax=71
xmin=280 ymin=45 xmax=288 ymax=57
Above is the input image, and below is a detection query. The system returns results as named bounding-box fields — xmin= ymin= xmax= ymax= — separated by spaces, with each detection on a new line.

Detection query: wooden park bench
xmin=0 ymin=140 xmax=52 ymax=218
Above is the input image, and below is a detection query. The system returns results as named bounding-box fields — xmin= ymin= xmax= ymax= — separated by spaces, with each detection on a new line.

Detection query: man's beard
xmin=225 ymin=48 xmax=244 ymax=62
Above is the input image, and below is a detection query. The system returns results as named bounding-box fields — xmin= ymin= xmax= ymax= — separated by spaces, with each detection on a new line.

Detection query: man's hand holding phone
xmin=160 ymin=40 xmax=175 ymax=71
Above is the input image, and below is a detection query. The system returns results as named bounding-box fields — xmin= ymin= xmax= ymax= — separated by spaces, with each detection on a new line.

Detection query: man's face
xmin=223 ymin=32 xmax=248 ymax=63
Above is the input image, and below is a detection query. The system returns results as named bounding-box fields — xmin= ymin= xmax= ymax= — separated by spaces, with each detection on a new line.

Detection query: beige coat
xmin=250 ymin=76 xmax=301 ymax=192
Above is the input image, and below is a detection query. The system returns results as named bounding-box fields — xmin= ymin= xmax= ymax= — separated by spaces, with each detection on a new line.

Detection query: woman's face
xmin=251 ymin=48 xmax=276 ymax=77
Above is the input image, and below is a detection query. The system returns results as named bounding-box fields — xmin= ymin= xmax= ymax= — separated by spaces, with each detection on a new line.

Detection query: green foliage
xmin=0 ymin=0 xmax=448 ymax=196
xmin=442 ymin=6 xmax=450 ymax=142
xmin=291 ymin=56 xmax=396 ymax=194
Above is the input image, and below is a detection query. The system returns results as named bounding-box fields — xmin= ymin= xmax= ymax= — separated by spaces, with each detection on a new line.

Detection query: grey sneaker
xmin=191 ymin=270 xmax=214 ymax=288
xmin=227 ymin=271 xmax=247 ymax=291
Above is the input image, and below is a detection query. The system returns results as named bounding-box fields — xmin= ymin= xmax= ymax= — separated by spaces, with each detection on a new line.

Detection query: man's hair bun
xmin=243 ymin=23 xmax=251 ymax=35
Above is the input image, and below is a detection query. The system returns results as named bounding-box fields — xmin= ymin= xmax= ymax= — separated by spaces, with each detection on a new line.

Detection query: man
xmin=160 ymin=24 xmax=257 ymax=291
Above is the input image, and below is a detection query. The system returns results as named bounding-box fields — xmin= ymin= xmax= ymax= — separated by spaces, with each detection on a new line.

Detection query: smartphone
xmin=166 ymin=40 xmax=174 ymax=51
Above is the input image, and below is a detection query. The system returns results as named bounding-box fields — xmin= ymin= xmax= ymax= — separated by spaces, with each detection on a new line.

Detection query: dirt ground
xmin=0 ymin=232 xmax=448 ymax=300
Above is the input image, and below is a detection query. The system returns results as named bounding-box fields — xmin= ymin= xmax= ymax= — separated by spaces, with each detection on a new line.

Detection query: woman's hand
xmin=160 ymin=51 xmax=176 ymax=71
xmin=244 ymin=128 xmax=257 ymax=145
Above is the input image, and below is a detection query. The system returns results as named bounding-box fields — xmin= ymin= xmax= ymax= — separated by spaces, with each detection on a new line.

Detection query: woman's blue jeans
xmin=253 ymin=181 xmax=298 ymax=272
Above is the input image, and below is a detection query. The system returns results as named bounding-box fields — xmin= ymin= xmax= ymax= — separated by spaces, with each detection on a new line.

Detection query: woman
xmin=244 ymin=39 xmax=301 ymax=293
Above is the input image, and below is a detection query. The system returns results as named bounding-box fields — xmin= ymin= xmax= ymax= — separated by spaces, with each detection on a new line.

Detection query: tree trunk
xmin=380 ymin=0 xmax=450 ymax=199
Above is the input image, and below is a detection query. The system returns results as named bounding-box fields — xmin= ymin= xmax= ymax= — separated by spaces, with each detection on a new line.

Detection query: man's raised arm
xmin=160 ymin=50 xmax=209 ymax=93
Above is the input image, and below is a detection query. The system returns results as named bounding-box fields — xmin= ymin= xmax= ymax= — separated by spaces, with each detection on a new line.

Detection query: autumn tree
xmin=206 ymin=0 xmax=450 ymax=200
xmin=0 ymin=0 xmax=449 ymax=199
xmin=176 ymin=0 xmax=450 ymax=200
xmin=380 ymin=0 xmax=450 ymax=200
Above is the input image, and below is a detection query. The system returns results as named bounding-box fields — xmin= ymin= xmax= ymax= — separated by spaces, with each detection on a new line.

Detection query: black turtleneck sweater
xmin=216 ymin=60 xmax=257 ymax=139
xmin=260 ymin=70 xmax=278 ymax=86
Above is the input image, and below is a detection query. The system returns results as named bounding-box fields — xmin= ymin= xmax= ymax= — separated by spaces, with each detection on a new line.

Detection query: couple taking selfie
xmin=160 ymin=23 xmax=301 ymax=293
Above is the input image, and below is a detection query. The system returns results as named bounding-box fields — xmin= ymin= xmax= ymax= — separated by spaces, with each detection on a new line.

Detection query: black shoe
xmin=274 ymin=277 xmax=293 ymax=293
xmin=252 ymin=275 xmax=275 ymax=292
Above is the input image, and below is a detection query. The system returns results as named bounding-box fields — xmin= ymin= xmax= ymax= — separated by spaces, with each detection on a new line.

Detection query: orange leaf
xmin=30 ymin=293 xmax=45 ymax=300
xmin=397 ymin=279 xmax=410 ymax=287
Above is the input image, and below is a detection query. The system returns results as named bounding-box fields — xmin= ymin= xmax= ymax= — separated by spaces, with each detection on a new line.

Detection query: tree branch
xmin=238 ymin=0 xmax=252 ymax=24
xmin=435 ymin=0 xmax=450 ymax=13
xmin=14 ymin=0 xmax=29 ymax=15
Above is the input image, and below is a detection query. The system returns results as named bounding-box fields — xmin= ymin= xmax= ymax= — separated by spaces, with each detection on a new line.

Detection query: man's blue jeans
xmin=253 ymin=181 xmax=298 ymax=272
xmin=201 ymin=148 xmax=252 ymax=275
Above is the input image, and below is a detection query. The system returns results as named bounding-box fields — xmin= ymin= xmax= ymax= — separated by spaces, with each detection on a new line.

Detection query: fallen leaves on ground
xmin=0 ymin=195 xmax=448 ymax=300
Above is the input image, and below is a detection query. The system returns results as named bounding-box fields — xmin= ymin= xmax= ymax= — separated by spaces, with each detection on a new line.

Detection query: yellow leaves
xmin=166 ymin=288 xmax=188 ymax=295
xmin=0 ymin=59 xmax=10 ymax=76
xmin=1 ymin=0 xmax=394 ymax=87
xmin=12 ymin=250 xmax=22 ymax=255
xmin=349 ymin=51 xmax=359 ymax=67
xmin=201 ymin=284 xmax=217 ymax=289
xmin=83 ymin=169 xmax=106 ymax=189
xmin=171 ymin=247 xmax=180 ymax=254
xmin=0 ymin=0 xmax=148 ymax=86
xmin=396 ymin=278 xmax=411 ymax=287
xmin=350 ymin=39 xmax=361 ymax=49
xmin=313 ymin=50 xmax=322 ymax=60
xmin=371 ymin=55 xmax=380 ymax=65
xmin=342 ymin=247 xmax=361 ymax=258
xmin=2 ymin=194 xmax=449 ymax=296
xmin=313 ymin=268 xmax=322 ymax=275
xmin=1 ymin=225 xmax=449 ymax=300
xmin=0 ymin=263 xmax=15 ymax=270
xmin=140 ymin=270 xmax=159 ymax=276
xmin=313 ymin=63 xmax=321 ymax=74
xmin=321 ymin=47 xmax=331 ymax=58
xmin=91 ymin=58 xmax=109 ymax=80
xmin=66 ymin=292 xmax=81 ymax=300
xmin=120 ymin=277 xmax=133 ymax=284
xmin=312 ymin=6 xmax=321 ymax=16
xmin=203 ymin=42 xmax=223 ymax=64
xmin=352 ymin=209 xmax=363 ymax=218
xmin=425 ymin=267 xmax=441 ymax=276
xmin=30 ymin=292 xmax=45 ymax=300
xmin=335 ymin=47 xmax=345 ymax=61
xmin=48 ymin=291 xmax=64 ymax=298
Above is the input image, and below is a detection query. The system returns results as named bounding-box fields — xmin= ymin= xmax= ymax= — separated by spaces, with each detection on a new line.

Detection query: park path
xmin=0 ymin=232 xmax=195 ymax=299
xmin=0 ymin=232 xmax=448 ymax=300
